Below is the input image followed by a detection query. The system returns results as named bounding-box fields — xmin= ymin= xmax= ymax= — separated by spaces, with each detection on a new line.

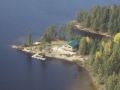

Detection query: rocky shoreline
xmin=12 ymin=45 xmax=98 ymax=90
xmin=71 ymin=20 xmax=112 ymax=38
xmin=12 ymin=45 xmax=90 ymax=63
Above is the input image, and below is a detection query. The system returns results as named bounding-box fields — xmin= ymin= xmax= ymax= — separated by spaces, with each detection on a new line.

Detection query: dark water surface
xmin=0 ymin=0 xmax=120 ymax=90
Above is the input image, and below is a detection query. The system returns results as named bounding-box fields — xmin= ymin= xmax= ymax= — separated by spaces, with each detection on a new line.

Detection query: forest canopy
xmin=76 ymin=4 xmax=120 ymax=34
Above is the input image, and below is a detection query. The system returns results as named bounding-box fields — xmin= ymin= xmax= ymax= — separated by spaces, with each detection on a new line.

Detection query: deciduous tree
xmin=114 ymin=33 xmax=120 ymax=44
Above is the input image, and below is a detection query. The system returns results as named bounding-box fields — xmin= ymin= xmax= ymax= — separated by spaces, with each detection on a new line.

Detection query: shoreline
xmin=42 ymin=53 xmax=99 ymax=90
xmin=12 ymin=45 xmax=90 ymax=63
xmin=12 ymin=45 xmax=98 ymax=90
xmin=71 ymin=20 xmax=113 ymax=38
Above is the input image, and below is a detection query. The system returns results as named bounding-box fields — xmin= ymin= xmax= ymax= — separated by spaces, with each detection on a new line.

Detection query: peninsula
xmin=12 ymin=4 xmax=120 ymax=90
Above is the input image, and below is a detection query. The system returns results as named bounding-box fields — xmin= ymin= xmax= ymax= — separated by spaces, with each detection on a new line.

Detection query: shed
xmin=63 ymin=40 xmax=79 ymax=52
xmin=34 ymin=41 xmax=41 ymax=45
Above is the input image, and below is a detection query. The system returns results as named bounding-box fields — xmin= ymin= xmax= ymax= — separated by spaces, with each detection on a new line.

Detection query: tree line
xmin=40 ymin=23 xmax=76 ymax=43
xmin=76 ymin=4 xmax=120 ymax=34
xmin=21 ymin=22 xmax=79 ymax=47
xmin=77 ymin=33 xmax=120 ymax=90
xmin=23 ymin=28 xmax=120 ymax=90
xmin=40 ymin=24 xmax=120 ymax=89
xmin=21 ymin=4 xmax=120 ymax=89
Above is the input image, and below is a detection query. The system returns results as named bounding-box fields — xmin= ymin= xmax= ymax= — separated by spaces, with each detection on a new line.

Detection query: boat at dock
xmin=31 ymin=54 xmax=46 ymax=60
xmin=39 ymin=57 xmax=46 ymax=60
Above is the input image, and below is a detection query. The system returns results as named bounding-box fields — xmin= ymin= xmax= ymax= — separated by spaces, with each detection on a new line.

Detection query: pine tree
xmin=58 ymin=25 xmax=63 ymax=38
xmin=114 ymin=80 xmax=120 ymax=90
xmin=105 ymin=52 xmax=119 ymax=76
xmin=84 ymin=14 xmax=91 ymax=28
xmin=90 ymin=39 xmax=96 ymax=54
xmin=79 ymin=37 xmax=87 ymax=55
xmin=28 ymin=31 xmax=33 ymax=46
xmin=105 ymin=74 xmax=118 ymax=90
xmin=65 ymin=24 xmax=74 ymax=40
xmin=76 ymin=5 xmax=120 ymax=34
xmin=92 ymin=51 xmax=102 ymax=74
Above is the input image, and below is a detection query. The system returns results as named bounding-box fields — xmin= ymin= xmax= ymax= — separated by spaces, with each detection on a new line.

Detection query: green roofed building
xmin=63 ymin=40 xmax=79 ymax=52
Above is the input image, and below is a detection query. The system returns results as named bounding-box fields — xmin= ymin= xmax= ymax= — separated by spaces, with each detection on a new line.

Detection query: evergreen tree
xmin=92 ymin=51 xmax=102 ymax=75
xmin=105 ymin=52 xmax=119 ymax=76
xmin=90 ymin=6 xmax=100 ymax=30
xmin=65 ymin=24 xmax=74 ymax=40
xmin=114 ymin=80 xmax=120 ymax=90
xmin=89 ymin=54 xmax=95 ymax=66
xmin=40 ymin=25 xmax=57 ymax=44
xmin=84 ymin=14 xmax=91 ymax=28
xmin=50 ymin=24 xmax=56 ymax=37
xmin=90 ymin=39 xmax=96 ymax=54
xmin=105 ymin=74 xmax=118 ymax=90
xmin=92 ymin=18 xmax=99 ymax=31
xmin=76 ymin=12 xmax=81 ymax=22
xmin=74 ymin=35 xmax=81 ymax=42
xmin=76 ymin=5 xmax=120 ymax=34
xmin=28 ymin=31 xmax=33 ymax=46
xmin=58 ymin=25 xmax=63 ymax=38
xmin=79 ymin=37 xmax=87 ymax=55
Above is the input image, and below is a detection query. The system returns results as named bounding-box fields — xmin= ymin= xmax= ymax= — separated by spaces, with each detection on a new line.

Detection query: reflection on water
xmin=0 ymin=46 xmax=96 ymax=90
xmin=68 ymin=66 xmax=96 ymax=90
xmin=49 ymin=59 xmax=96 ymax=90
xmin=73 ymin=29 xmax=105 ymax=40
xmin=39 ymin=60 xmax=47 ymax=70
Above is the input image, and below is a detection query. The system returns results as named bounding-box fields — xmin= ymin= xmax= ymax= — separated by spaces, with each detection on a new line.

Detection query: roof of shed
xmin=67 ymin=40 xmax=79 ymax=47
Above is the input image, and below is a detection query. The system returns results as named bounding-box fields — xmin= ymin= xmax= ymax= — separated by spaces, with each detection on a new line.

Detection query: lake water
xmin=0 ymin=0 xmax=119 ymax=90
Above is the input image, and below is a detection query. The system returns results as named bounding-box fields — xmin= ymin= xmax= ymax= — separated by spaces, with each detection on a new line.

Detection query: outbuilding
xmin=63 ymin=40 xmax=79 ymax=52
xmin=34 ymin=41 xmax=41 ymax=45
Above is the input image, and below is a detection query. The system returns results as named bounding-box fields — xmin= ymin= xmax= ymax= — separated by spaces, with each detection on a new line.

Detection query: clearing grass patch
xmin=51 ymin=40 xmax=66 ymax=46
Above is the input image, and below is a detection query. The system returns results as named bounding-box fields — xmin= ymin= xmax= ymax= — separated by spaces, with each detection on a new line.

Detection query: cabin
xmin=63 ymin=40 xmax=79 ymax=52
xmin=34 ymin=41 xmax=41 ymax=45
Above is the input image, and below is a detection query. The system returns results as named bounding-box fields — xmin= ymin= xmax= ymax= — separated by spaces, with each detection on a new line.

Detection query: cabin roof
xmin=67 ymin=40 xmax=79 ymax=47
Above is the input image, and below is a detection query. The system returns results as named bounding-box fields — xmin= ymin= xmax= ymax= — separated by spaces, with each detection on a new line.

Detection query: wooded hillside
xmin=76 ymin=4 xmax=120 ymax=34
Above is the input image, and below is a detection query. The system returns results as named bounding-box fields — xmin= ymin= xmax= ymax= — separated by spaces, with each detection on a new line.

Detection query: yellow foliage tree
xmin=95 ymin=51 xmax=102 ymax=59
xmin=101 ymin=41 xmax=105 ymax=47
xmin=105 ymin=40 xmax=112 ymax=48
xmin=86 ymin=36 xmax=90 ymax=43
xmin=114 ymin=33 xmax=120 ymax=44
xmin=103 ymin=40 xmax=112 ymax=54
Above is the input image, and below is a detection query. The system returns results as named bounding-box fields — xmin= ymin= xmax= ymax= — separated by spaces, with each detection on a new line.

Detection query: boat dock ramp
xmin=31 ymin=53 xmax=46 ymax=60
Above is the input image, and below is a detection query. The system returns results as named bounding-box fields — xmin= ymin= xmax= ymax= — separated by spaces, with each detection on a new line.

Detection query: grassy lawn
xmin=51 ymin=40 xmax=66 ymax=46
